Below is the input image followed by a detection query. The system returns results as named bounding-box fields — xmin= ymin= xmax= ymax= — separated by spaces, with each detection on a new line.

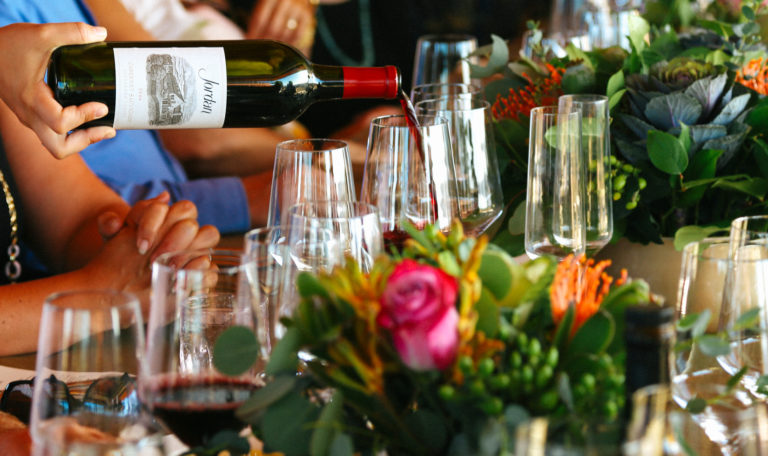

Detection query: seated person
xmin=0 ymin=23 xmax=219 ymax=357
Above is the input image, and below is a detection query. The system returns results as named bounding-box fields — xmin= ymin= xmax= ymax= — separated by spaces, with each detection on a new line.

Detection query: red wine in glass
xmin=149 ymin=376 xmax=260 ymax=447
xmin=384 ymin=90 xmax=440 ymax=249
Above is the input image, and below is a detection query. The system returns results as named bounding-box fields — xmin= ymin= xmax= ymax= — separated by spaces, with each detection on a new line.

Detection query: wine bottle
xmin=623 ymin=304 xmax=674 ymax=419
xmin=47 ymin=40 xmax=401 ymax=129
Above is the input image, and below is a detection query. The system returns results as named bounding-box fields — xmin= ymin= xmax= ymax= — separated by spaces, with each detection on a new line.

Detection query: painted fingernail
xmin=138 ymin=239 xmax=149 ymax=255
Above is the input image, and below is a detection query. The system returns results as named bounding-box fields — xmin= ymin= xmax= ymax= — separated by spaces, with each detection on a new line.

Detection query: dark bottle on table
xmin=623 ymin=304 xmax=675 ymax=420
xmin=47 ymin=40 xmax=401 ymax=130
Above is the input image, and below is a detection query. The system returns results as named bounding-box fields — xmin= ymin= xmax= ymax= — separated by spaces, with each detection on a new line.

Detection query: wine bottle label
xmin=113 ymin=47 xmax=227 ymax=129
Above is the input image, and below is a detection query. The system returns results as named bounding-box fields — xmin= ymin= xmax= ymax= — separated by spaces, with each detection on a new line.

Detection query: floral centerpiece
xmin=476 ymin=0 xmax=768 ymax=253
xmin=209 ymin=222 xmax=650 ymax=456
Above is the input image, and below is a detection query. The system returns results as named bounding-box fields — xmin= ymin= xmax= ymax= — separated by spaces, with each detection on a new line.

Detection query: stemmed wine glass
xmin=30 ymin=290 xmax=163 ymax=456
xmin=675 ymin=238 xmax=762 ymax=455
xmin=415 ymin=96 xmax=503 ymax=236
xmin=360 ymin=114 xmax=459 ymax=251
xmin=142 ymin=249 xmax=263 ymax=449
xmin=267 ymin=138 xmax=356 ymax=227
xmin=558 ymin=94 xmax=613 ymax=256
xmin=411 ymin=34 xmax=478 ymax=87
xmin=524 ymin=105 xmax=585 ymax=259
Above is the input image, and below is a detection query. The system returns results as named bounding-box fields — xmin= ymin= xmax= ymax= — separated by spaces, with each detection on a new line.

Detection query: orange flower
xmin=491 ymin=64 xmax=565 ymax=122
xmin=549 ymin=254 xmax=627 ymax=334
xmin=736 ymin=58 xmax=768 ymax=95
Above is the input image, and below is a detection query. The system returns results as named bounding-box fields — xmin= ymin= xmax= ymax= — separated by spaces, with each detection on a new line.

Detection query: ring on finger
xmin=286 ymin=18 xmax=298 ymax=30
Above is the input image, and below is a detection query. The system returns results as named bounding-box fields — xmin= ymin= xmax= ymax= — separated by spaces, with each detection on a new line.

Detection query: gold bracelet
xmin=0 ymin=168 xmax=20 ymax=282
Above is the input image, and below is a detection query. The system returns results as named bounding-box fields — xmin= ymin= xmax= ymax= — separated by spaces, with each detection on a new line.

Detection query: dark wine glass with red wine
xmin=142 ymin=249 xmax=263 ymax=448
xmin=360 ymin=110 xmax=459 ymax=251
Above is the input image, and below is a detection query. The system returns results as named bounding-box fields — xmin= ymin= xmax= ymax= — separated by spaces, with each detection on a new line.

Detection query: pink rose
xmin=377 ymin=259 xmax=459 ymax=371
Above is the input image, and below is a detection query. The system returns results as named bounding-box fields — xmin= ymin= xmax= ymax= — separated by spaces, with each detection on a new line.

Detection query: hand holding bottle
xmin=0 ymin=22 xmax=116 ymax=159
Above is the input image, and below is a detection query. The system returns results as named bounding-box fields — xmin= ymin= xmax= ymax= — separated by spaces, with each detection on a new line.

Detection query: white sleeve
xmin=119 ymin=0 xmax=245 ymax=40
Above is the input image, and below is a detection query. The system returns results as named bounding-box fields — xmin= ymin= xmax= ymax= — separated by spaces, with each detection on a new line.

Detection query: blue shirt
xmin=0 ymin=0 xmax=250 ymax=234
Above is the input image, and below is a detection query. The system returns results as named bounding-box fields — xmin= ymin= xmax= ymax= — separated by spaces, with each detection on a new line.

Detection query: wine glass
xmin=729 ymin=215 xmax=768 ymax=257
xmin=675 ymin=238 xmax=762 ymax=455
xmin=411 ymin=34 xmax=478 ymax=88
xmin=359 ymin=114 xmax=459 ymax=251
xmin=415 ymin=96 xmax=503 ymax=236
xmin=267 ymin=138 xmax=356 ymax=227
xmin=558 ymin=94 xmax=613 ymax=256
xmin=409 ymin=82 xmax=484 ymax=105
xmin=30 ymin=290 xmax=163 ymax=456
xmin=524 ymin=105 xmax=585 ymax=259
xmin=143 ymin=249 xmax=263 ymax=448
xmin=513 ymin=416 xmax=623 ymax=455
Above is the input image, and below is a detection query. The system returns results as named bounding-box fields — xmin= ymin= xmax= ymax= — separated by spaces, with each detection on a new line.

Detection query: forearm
xmin=0 ymin=269 xmax=110 ymax=356
xmin=158 ymin=128 xmax=282 ymax=177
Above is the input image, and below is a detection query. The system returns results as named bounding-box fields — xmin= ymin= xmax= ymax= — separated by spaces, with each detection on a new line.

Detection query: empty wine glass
xmin=411 ymin=34 xmax=478 ymax=88
xmin=558 ymin=94 xmax=613 ymax=256
xmin=267 ymin=138 xmax=356 ymax=227
xmin=514 ymin=416 xmax=623 ymax=455
xmin=524 ymin=105 xmax=585 ymax=259
xmin=31 ymin=290 xmax=163 ymax=456
xmin=143 ymin=249 xmax=262 ymax=448
xmin=415 ymin=96 xmax=503 ymax=236
xmin=729 ymin=215 xmax=768 ymax=257
xmin=410 ymin=82 xmax=484 ymax=105
xmin=675 ymin=238 xmax=767 ymax=455
xmin=360 ymin=114 xmax=459 ymax=251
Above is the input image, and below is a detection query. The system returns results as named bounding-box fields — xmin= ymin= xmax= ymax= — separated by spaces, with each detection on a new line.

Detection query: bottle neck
xmin=313 ymin=65 xmax=400 ymax=100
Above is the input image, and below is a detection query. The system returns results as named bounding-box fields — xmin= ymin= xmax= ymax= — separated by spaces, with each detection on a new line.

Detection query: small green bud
xmin=521 ymin=366 xmax=534 ymax=385
xmin=625 ymin=200 xmax=638 ymax=210
xmin=528 ymin=338 xmax=542 ymax=357
xmin=538 ymin=390 xmax=559 ymax=411
xmin=481 ymin=397 xmax=504 ymax=415
xmin=469 ymin=379 xmax=486 ymax=396
xmin=638 ymin=177 xmax=647 ymax=190
xmin=613 ymin=174 xmax=627 ymax=191
xmin=546 ymin=348 xmax=559 ymax=367
xmin=438 ymin=384 xmax=456 ymax=400
xmin=458 ymin=356 xmax=474 ymax=374
xmin=536 ymin=365 xmax=554 ymax=388
xmin=489 ymin=374 xmax=511 ymax=390
xmin=511 ymin=352 xmax=523 ymax=369
xmin=622 ymin=164 xmax=634 ymax=172
xmin=581 ymin=373 xmax=597 ymax=391
xmin=613 ymin=192 xmax=621 ymax=201
xmin=478 ymin=358 xmax=495 ymax=377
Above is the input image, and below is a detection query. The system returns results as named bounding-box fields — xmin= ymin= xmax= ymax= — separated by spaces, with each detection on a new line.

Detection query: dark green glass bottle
xmin=47 ymin=40 xmax=400 ymax=129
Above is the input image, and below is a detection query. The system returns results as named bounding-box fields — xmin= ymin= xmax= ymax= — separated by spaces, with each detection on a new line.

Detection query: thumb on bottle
xmin=53 ymin=22 xmax=108 ymax=46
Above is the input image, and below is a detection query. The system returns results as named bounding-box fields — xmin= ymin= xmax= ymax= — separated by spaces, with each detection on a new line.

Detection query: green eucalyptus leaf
xmin=469 ymin=34 xmax=509 ymax=78
xmin=678 ymin=149 xmax=722 ymax=208
xmin=742 ymin=5 xmax=756 ymax=21
xmin=213 ymin=326 xmax=260 ymax=377
xmin=236 ymin=374 xmax=298 ymax=424
xmin=673 ymin=225 xmax=726 ymax=251
xmin=310 ymin=391 xmax=344 ymax=456
xmin=734 ymin=308 xmax=761 ymax=331
xmin=686 ymin=397 xmax=707 ymax=414
xmin=567 ymin=310 xmax=614 ymax=356
xmin=727 ymin=367 xmax=749 ymax=391
xmin=328 ymin=434 xmax=354 ymax=456
xmin=297 ymin=272 xmax=330 ymax=300
xmin=697 ymin=334 xmax=730 ymax=357
xmin=705 ymin=49 xmax=730 ymax=66
xmin=677 ymin=309 xmax=711 ymax=338
xmin=647 ymin=130 xmax=689 ymax=174
xmin=262 ymin=393 xmax=320 ymax=456
xmin=266 ymin=326 xmax=301 ymax=375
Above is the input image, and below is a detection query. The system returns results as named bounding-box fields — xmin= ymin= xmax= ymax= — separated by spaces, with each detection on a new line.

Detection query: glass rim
xmin=275 ymin=138 xmax=349 ymax=153
xmin=286 ymin=200 xmax=379 ymax=221
xmin=43 ymin=289 xmax=140 ymax=312
xmin=558 ymin=93 xmax=609 ymax=104
xmin=529 ymin=105 xmax=581 ymax=118
xmin=416 ymin=33 xmax=478 ymax=44
xmin=152 ymin=248 xmax=250 ymax=273
xmin=414 ymin=97 xmax=490 ymax=112
xmin=731 ymin=214 xmax=768 ymax=226
xmin=683 ymin=235 xmax=768 ymax=263
xmin=370 ymin=114 xmax=449 ymax=128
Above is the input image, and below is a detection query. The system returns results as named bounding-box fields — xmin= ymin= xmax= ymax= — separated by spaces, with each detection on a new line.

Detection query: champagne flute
xmin=360 ymin=114 xmax=459 ymax=251
xmin=411 ymin=34 xmax=478 ymax=88
xmin=267 ymin=138 xmax=356 ymax=227
xmin=30 ymin=290 xmax=163 ymax=456
xmin=524 ymin=106 xmax=585 ymax=259
xmin=415 ymin=96 xmax=503 ymax=236
xmin=143 ymin=249 xmax=262 ymax=448
xmin=244 ymin=225 xmax=290 ymax=357
xmin=558 ymin=94 xmax=613 ymax=255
